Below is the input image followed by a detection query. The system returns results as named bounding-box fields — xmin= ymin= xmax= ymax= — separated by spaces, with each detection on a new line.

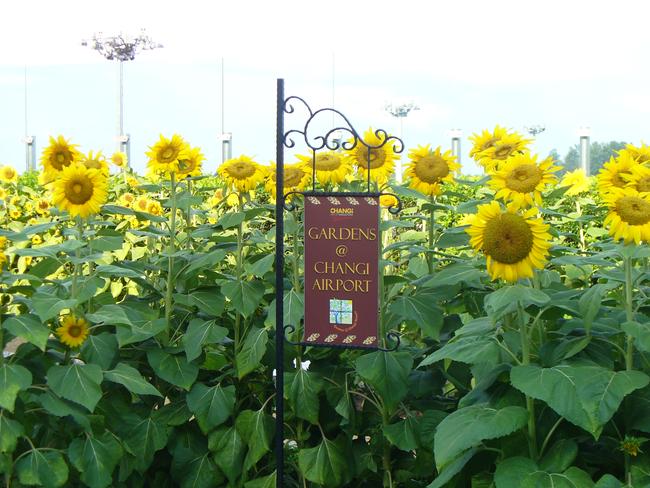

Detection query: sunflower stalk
xmin=576 ymin=200 xmax=586 ymax=251
xmin=518 ymin=301 xmax=538 ymax=460
xmin=71 ymin=217 xmax=84 ymax=304
xmin=164 ymin=172 xmax=178 ymax=340
xmin=427 ymin=196 xmax=436 ymax=274
xmin=185 ymin=179 xmax=193 ymax=250
xmin=234 ymin=193 xmax=245 ymax=361
xmin=624 ymin=255 xmax=635 ymax=371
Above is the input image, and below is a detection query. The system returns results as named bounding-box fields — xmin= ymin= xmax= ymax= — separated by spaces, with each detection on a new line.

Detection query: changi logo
xmin=330 ymin=207 xmax=354 ymax=216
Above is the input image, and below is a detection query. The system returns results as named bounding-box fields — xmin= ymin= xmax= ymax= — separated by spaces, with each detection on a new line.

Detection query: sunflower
xmin=177 ymin=146 xmax=205 ymax=178
xmin=40 ymin=135 xmax=81 ymax=177
xmin=621 ymin=143 xmax=650 ymax=165
xmin=603 ymin=188 xmax=650 ymax=244
xmin=0 ymin=251 xmax=6 ymax=271
xmin=118 ymin=192 xmax=136 ymax=208
xmin=56 ymin=315 xmax=90 ymax=348
xmin=52 ymin=164 xmax=108 ymax=219
xmin=110 ymin=151 xmax=128 ymax=168
xmin=380 ymin=194 xmax=399 ymax=208
xmin=476 ymin=132 xmax=531 ymax=172
xmin=296 ymin=151 xmax=351 ymax=186
xmin=147 ymin=200 xmax=164 ymax=216
xmin=597 ymin=152 xmax=639 ymax=196
xmin=405 ymin=145 xmax=459 ymax=196
xmin=146 ymin=134 xmax=190 ymax=175
xmin=488 ymin=153 xmax=560 ymax=209
xmin=9 ymin=209 xmax=21 ymax=220
xmin=0 ymin=165 xmax=18 ymax=183
xmin=0 ymin=187 xmax=7 ymax=201
xmin=624 ymin=163 xmax=650 ymax=195
xmin=35 ymin=198 xmax=51 ymax=215
xmin=134 ymin=196 xmax=150 ymax=213
xmin=218 ymin=155 xmax=265 ymax=192
xmin=559 ymin=169 xmax=591 ymax=196
xmin=0 ymin=236 xmax=6 ymax=250
xmin=81 ymin=150 xmax=109 ymax=176
xmin=265 ymin=162 xmax=311 ymax=197
xmin=345 ymin=128 xmax=398 ymax=184
xmin=31 ymin=234 xmax=42 ymax=246
xmin=127 ymin=176 xmax=140 ymax=188
xmin=466 ymin=201 xmax=552 ymax=282
xmin=469 ymin=125 xmax=508 ymax=160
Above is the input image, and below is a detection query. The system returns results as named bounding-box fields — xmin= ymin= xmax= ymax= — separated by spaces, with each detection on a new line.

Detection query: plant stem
xmin=234 ymin=193 xmax=244 ymax=360
xmin=185 ymin=179 xmax=193 ymax=250
xmin=71 ymin=217 xmax=84 ymax=304
xmin=381 ymin=406 xmax=393 ymax=488
xmin=427 ymin=196 xmax=435 ymax=274
xmin=576 ymin=200 xmax=586 ymax=251
xmin=624 ymin=255 xmax=634 ymax=371
xmin=164 ymin=172 xmax=178 ymax=338
xmin=519 ymin=302 xmax=538 ymax=460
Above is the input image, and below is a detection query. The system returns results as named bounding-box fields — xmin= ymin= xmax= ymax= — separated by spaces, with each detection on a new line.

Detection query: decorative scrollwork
xmin=282 ymin=191 xmax=305 ymax=211
xmin=283 ymin=325 xmax=302 ymax=347
xmin=378 ymin=192 xmax=403 ymax=215
xmin=377 ymin=332 xmax=401 ymax=352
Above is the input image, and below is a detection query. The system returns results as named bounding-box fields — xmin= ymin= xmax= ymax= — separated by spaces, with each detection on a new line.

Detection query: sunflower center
xmin=160 ymin=147 xmax=177 ymax=162
xmin=505 ymin=164 xmax=543 ymax=193
xmin=612 ymin=171 xmax=629 ymax=188
xmin=178 ymin=158 xmax=197 ymax=174
xmin=494 ymin=144 xmax=516 ymax=160
xmin=480 ymin=137 xmax=498 ymax=152
xmin=64 ymin=176 xmax=94 ymax=205
xmin=358 ymin=148 xmax=386 ymax=169
xmin=67 ymin=325 xmax=82 ymax=338
xmin=616 ymin=196 xmax=650 ymax=225
xmin=482 ymin=213 xmax=534 ymax=264
xmin=284 ymin=167 xmax=304 ymax=187
xmin=227 ymin=162 xmax=256 ymax=179
xmin=84 ymin=159 xmax=102 ymax=170
xmin=414 ymin=154 xmax=450 ymax=183
xmin=53 ymin=151 xmax=70 ymax=170
xmin=314 ymin=154 xmax=342 ymax=171
xmin=637 ymin=177 xmax=650 ymax=193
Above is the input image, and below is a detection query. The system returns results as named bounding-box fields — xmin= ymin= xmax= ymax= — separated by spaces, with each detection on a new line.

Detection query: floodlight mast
xmin=81 ymin=30 xmax=163 ymax=166
xmin=385 ymin=102 xmax=419 ymax=183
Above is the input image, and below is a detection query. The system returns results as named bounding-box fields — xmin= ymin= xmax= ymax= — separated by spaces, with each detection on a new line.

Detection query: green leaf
xmin=236 ymin=327 xmax=268 ymax=379
xmin=183 ymin=249 xmax=227 ymax=277
xmin=522 ymin=467 xmax=595 ymax=487
xmin=236 ymin=408 xmax=275 ymax=471
xmin=484 ymin=285 xmax=550 ymax=319
xmin=622 ymin=321 xmax=650 ymax=353
xmin=81 ymin=333 xmax=118 ymax=370
xmin=0 ymin=364 xmax=32 ymax=412
xmin=419 ymin=263 xmax=484 ymax=288
xmin=298 ymin=436 xmax=349 ymax=487
xmin=183 ymin=319 xmax=228 ymax=362
xmin=384 ymin=416 xmax=420 ymax=451
xmin=30 ymin=292 xmax=77 ymax=322
xmin=116 ymin=318 xmax=167 ymax=347
xmin=266 ymin=290 xmax=304 ymax=328
xmin=88 ymin=230 xmax=123 ymax=252
xmin=434 ymin=404 xmax=528 ymax=470
xmin=96 ymin=264 xmax=143 ymax=278
xmin=68 ymin=432 xmax=123 ymax=488
xmin=427 ymin=448 xmax=478 ymax=488
xmin=595 ymin=474 xmax=623 ymax=488
xmin=208 ymin=426 xmax=245 ymax=483
xmin=389 ymin=294 xmax=443 ymax=340
xmin=285 ymin=369 xmax=324 ymax=425
xmin=245 ymin=253 xmax=275 ymax=277
xmin=3 ymin=314 xmax=50 ymax=351
xmin=222 ymin=279 xmax=265 ymax=318
xmin=494 ymin=457 xmax=538 ymax=488
xmin=46 ymin=363 xmax=103 ymax=412
xmin=355 ymin=351 xmax=413 ymax=409
xmin=245 ymin=472 xmax=277 ymax=488
xmin=190 ymin=291 xmax=226 ymax=317
xmin=419 ymin=335 xmax=501 ymax=367
xmin=104 ymin=363 xmax=162 ymax=397
xmin=123 ymin=417 xmax=169 ymax=472
xmin=171 ymin=436 xmax=222 ymax=488
xmin=37 ymin=392 xmax=91 ymax=430
xmin=578 ymin=284 xmax=611 ymax=334
xmin=0 ymin=410 xmax=23 ymax=452
xmin=511 ymin=364 xmax=649 ymax=438
xmin=152 ymin=401 xmax=193 ymax=426
xmin=218 ymin=211 xmax=246 ymax=229
xmin=16 ymin=450 xmax=69 ymax=488
xmin=539 ymin=439 xmax=578 ymax=473
xmin=86 ymin=304 xmax=133 ymax=326
xmin=187 ymin=383 xmax=236 ymax=433
xmin=147 ymin=350 xmax=199 ymax=390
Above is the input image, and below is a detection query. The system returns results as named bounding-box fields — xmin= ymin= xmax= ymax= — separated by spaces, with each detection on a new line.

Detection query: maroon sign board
xmin=303 ymin=195 xmax=379 ymax=348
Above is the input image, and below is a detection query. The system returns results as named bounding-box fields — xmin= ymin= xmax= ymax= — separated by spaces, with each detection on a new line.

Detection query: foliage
xmin=563 ymin=140 xmax=628 ymax=174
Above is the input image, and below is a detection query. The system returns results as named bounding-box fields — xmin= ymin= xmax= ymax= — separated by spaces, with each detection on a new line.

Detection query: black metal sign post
xmin=274 ymin=78 xmax=403 ymax=487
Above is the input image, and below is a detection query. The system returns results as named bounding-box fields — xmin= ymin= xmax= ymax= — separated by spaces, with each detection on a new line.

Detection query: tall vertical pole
xmin=274 ymin=78 xmax=285 ymax=488
xmin=579 ymin=128 xmax=591 ymax=176
xmin=450 ymin=129 xmax=462 ymax=166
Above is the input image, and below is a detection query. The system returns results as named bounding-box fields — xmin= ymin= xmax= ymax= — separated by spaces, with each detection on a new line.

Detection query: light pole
xmin=449 ymin=129 xmax=462 ymax=165
xmin=82 ymin=30 xmax=163 ymax=166
xmin=578 ymin=127 xmax=591 ymax=175
xmin=23 ymin=66 xmax=36 ymax=171
xmin=385 ymin=102 xmax=419 ymax=183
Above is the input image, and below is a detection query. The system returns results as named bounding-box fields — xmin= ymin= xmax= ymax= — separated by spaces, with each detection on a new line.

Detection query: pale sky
xmin=1 ymin=0 xmax=649 ymax=175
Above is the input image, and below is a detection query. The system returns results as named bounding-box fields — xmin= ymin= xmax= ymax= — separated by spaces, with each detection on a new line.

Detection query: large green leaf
xmin=419 ymin=335 xmax=501 ymax=367
xmin=539 ymin=439 xmax=578 ymax=473
xmin=384 ymin=416 xmax=420 ymax=451
xmin=484 ymin=285 xmax=550 ymax=319
xmin=494 ymin=456 xmax=538 ymax=488
xmin=187 ymin=383 xmax=235 ymax=432
xmin=236 ymin=327 xmax=268 ymax=379
xmin=595 ymin=474 xmax=623 ymax=488
xmin=3 ymin=314 xmax=50 ymax=351
xmin=208 ymin=425 xmax=245 ymax=483
xmin=68 ymin=432 xmax=123 ymax=488
xmin=16 ymin=450 xmax=69 ymax=488
xmin=434 ymin=404 xmax=528 ymax=470
xmin=123 ymin=417 xmax=169 ymax=473
xmin=578 ymin=284 xmax=611 ymax=334
xmin=298 ymin=436 xmax=349 ymax=487
xmin=80 ymin=333 xmax=118 ymax=370
xmin=236 ymin=408 xmax=275 ymax=471
xmin=389 ymin=294 xmax=443 ymax=340
xmin=30 ymin=292 xmax=77 ymax=322
xmin=0 ymin=364 xmax=32 ymax=412
xmin=147 ymin=349 xmax=199 ymax=390
xmin=183 ymin=319 xmax=228 ymax=362
xmin=266 ymin=290 xmax=304 ymax=328
xmin=85 ymin=304 xmax=133 ymax=326
xmin=245 ymin=472 xmax=277 ymax=488
xmin=622 ymin=321 xmax=650 ymax=353
xmin=46 ymin=364 xmax=103 ymax=412
xmin=511 ymin=364 xmax=649 ymax=438
xmin=285 ymin=369 xmax=324 ymax=425
xmin=427 ymin=448 xmax=478 ymax=488
xmin=171 ymin=440 xmax=222 ymax=488
xmin=522 ymin=467 xmax=595 ymax=487
xmin=37 ymin=392 xmax=91 ymax=430
xmin=245 ymin=253 xmax=275 ymax=278
xmin=0 ymin=410 xmax=23 ymax=452
xmin=104 ymin=363 xmax=162 ymax=397
xmin=355 ymin=351 xmax=413 ymax=409
xmin=222 ymin=279 xmax=265 ymax=318
xmin=116 ymin=318 xmax=167 ymax=347
xmin=190 ymin=291 xmax=226 ymax=317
